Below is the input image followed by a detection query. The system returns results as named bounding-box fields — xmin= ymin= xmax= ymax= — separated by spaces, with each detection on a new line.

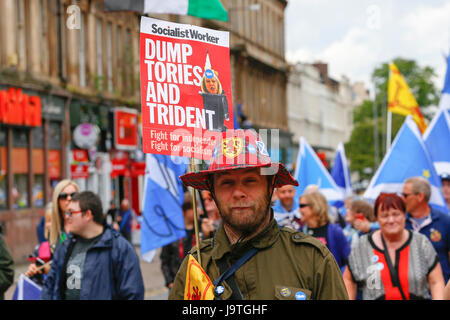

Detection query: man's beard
xmin=216 ymin=196 xmax=270 ymax=236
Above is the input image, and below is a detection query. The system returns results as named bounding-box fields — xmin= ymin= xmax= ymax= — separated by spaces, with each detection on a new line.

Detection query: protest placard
xmin=140 ymin=16 xmax=234 ymax=160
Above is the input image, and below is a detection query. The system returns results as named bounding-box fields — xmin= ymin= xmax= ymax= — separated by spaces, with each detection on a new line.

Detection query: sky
xmin=285 ymin=0 xmax=450 ymax=97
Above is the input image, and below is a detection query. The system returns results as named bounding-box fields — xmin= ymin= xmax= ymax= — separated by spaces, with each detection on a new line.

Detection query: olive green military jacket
xmin=168 ymin=218 xmax=349 ymax=300
xmin=0 ymin=234 xmax=14 ymax=300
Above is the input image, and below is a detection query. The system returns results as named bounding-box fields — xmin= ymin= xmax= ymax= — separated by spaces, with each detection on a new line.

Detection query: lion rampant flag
xmin=184 ymin=255 xmax=215 ymax=300
xmin=388 ymin=63 xmax=428 ymax=133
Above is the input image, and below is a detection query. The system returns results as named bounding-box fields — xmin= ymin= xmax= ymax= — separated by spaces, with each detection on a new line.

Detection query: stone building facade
xmin=0 ymin=0 xmax=290 ymax=262
xmin=287 ymin=62 xmax=366 ymax=164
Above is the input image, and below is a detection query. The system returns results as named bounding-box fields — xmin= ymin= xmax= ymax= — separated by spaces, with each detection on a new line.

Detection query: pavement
xmin=4 ymin=245 xmax=170 ymax=300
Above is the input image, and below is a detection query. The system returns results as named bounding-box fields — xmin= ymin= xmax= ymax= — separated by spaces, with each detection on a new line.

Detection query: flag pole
xmin=386 ymin=110 xmax=392 ymax=151
xmin=386 ymin=63 xmax=393 ymax=152
xmin=190 ymin=157 xmax=202 ymax=266
xmin=373 ymin=78 xmax=380 ymax=167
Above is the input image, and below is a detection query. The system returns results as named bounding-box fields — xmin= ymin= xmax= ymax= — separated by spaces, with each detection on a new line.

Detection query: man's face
xmin=213 ymin=168 xmax=271 ymax=235
xmin=201 ymin=191 xmax=218 ymax=216
xmin=65 ymin=200 xmax=88 ymax=236
xmin=442 ymin=180 xmax=450 ymax=204
xmin=345 ymin=209 xmax=356 ymax=224
xmin=183 ymin=208 xmax=195 ymax=224
xmin=205 ymin=78 xmax=218 ymax=94
xmin=121 ymin=199 xmax=129 ymax=211
xmin=401 ymin=182 xmax=421 ymax=215
xmin=277 ymin=185 xmax=295 ymax=210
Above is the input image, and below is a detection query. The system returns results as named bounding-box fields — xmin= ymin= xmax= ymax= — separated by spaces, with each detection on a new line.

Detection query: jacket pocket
xmin=274 ymin=286 xmax=312 ymax=300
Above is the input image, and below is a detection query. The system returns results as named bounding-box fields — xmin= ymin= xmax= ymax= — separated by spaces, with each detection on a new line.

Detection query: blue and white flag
xmin=140 ymin=154 xmax=188 ymax=262
xmin=12 ymin=274 xmax=42 ymax=300
xmin=294 ymin=137 xmax=343 ymax=204
xmin=330 ymin=142 xmax=353 ymax=208
xmin=439 ymin=54 xmax=450 ymax=110
xmin=423 ymin=108 xmax=450 ymax=175
xmin=364 ymin=116 xmax=447 ymax=212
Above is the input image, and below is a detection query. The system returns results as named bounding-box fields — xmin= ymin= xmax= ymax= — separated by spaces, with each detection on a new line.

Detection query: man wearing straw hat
xmin=168 ymin=129 xmax=348 ymax=300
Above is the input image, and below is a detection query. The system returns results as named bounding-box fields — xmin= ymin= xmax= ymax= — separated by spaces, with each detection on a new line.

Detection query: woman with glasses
xmin=49 ymin=180 xmax=80 ymax=248
xmin=343 ymin=193 xmax=445 ymax=300
xmin=299 ymin=191 xmax=350 ymax=272
xmin=25 ymin=180 xmax=79 ymax=281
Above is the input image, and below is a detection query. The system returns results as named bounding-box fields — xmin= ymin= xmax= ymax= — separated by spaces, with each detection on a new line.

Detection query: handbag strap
xmin=213 ymin=248 xmax=258 ymax=299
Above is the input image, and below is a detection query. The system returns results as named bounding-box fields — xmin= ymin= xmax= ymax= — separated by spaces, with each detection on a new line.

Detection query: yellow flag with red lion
xmin=388 ymin=63 xmax=427 ymax=133
xmin=184 ymin=255 xmax=215 ymax=300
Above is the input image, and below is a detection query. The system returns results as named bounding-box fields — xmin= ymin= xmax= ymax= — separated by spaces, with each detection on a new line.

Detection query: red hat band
xmin=180 ymin=130 xmax=299 ymax=190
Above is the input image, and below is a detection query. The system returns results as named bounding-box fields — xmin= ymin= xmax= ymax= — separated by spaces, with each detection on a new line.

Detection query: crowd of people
xmin=0 ymin=130 xmax=450 ymax=300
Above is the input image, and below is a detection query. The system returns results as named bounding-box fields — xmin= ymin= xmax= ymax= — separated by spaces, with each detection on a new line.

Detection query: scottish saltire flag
xmin=331 ymin=142 xmax=353 ymax=208
xmin=364 ymin=116 xmax=447 ymax=212
xmin=439 ymin=54 xmax=450 ymax=110
xmin=294 ymin=137 xmax=343 ymax=204
xmin=12 ymin=274 xmax=42 ymax=300
xmin=423 ymin=108 xmax=450 ymax=175
xmin=140 ymin=154 xmax=188 ymax=262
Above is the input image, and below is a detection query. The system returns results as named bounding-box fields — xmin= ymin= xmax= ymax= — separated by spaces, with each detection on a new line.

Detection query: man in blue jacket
xmin=272 ymin=185 xmax=302 ymax=230
xmin=402 ymin=177 xmax=450 ymax=283
xmin=117 ymin=199 xmax=133 ymax=242
xmin=41 ymin=191 xmax=145 ymax=300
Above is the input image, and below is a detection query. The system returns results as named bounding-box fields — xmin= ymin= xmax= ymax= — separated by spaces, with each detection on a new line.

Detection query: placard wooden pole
xmin=190 ymin=157 xmax=202 ymax=266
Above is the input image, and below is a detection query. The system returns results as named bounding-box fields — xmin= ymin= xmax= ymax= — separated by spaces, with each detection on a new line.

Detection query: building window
xmin=106 ymin=22 xmax=113 ymax=92
xmin=32 ymin=125 xmax=44 ymax=149
xmin=40 ymin=0 xmax=49 ymax=75
xmin=96 ymin=17 xmax=103 ymax=91
xmin=124 ymin=28 xmax=133 ymax=96
xmin=49 ymin=121 xmax=62 ymax=187
xmin=13 ymin=174 xmax=28 ymax=209
xmin=12 ymin=128 xmax=29 ymax=209
xmin=116 ymin=25 xmax=122 ymax=94
xmin=78 ymin=10 xmax=86 ymax=87
xmin=32 ymin=125 xmax=44 ymax=208
xmin=33 ymin=173 xmax=44 ymax=207
xmin=16 ymin=0 xmax=27 ymax=70
xmin=48 ymin=121 xmax=61 ymax=150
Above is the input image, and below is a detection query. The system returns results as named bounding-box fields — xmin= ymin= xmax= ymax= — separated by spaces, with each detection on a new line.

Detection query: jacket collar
xmin=211 ymin=211 xmax=280 ymax=261
xmin=67 ymin=225 xmax=114 ymax=249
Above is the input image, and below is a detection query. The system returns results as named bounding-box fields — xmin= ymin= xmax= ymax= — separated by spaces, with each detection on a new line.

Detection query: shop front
xmin=69 ymin=100 xmax=113 ymax=213
xmin=110 ymin=107 xmax=146 ymax=217
xmin=0 ymin=86 xmax=67 ymax=262
xmin=69 ymin=104 xmax=144 ymax=218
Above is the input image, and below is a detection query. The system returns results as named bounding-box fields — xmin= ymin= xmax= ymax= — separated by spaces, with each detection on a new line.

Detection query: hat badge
xmin=222 ymin=137 xmax=243 ymax=159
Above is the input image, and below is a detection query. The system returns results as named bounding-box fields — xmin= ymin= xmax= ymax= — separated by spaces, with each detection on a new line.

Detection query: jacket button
xmin=294 ymin=235 xmax=300 ymax=239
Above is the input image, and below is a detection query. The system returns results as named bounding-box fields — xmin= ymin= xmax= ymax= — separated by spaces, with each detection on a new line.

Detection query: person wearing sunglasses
xmin=41 ymin=191 xmax=144 ymax=300
xmin=299 ymin=191 xmax=350 ymax=273
xmin=25 ymin=180 xmax=80 ymax=281
xmin=402 ymin=177 xmax=450 ymax=284
xmin=49 ymin=179 xmax=80 ymax=248
xmin=343 ymin=192 xmax=445 ymax=300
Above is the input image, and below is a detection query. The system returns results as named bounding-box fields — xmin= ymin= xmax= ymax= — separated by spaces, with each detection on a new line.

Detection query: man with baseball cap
xmin=168 ymin=130 xmax=348 ymax=300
